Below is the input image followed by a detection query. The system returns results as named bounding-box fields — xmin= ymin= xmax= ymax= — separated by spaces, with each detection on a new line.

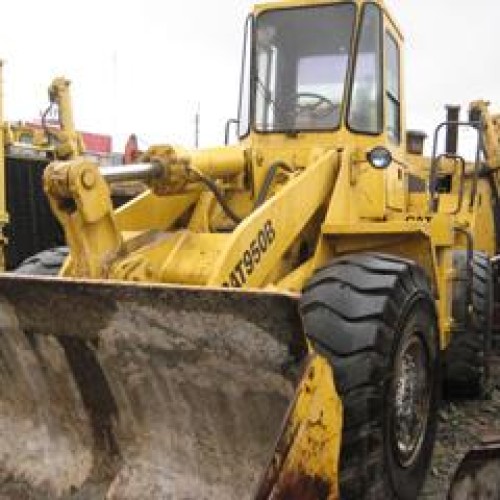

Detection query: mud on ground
xmin=420 ymin=356 xmax=500 ymax=499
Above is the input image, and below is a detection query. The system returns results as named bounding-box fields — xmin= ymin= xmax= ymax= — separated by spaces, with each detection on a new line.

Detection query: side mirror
xmin=225 ymin=119 xmax=239 ymax=145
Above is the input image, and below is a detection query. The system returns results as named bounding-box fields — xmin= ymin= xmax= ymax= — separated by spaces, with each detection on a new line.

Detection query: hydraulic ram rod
xmin=100 ymin=162 xmax=163 ymax=183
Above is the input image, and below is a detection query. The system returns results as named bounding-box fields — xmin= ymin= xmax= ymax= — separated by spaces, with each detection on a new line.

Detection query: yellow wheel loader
xmin=0 ymin=1 xmax=499 ymax=499
xmin=0 ymin=69 xmax=84 ymax=270
xmin=0 ymin=69 xmax=134 ymax=272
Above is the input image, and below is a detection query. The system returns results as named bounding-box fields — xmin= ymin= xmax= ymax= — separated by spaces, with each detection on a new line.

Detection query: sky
xmin=1 ymin=0 xmax=500 ymax=155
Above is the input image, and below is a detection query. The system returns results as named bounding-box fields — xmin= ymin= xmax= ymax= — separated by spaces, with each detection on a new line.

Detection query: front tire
xmin=14 ymin=247 xmax=68 ymax=276
xmin=300 ymin=253 xmax=440 ymax=500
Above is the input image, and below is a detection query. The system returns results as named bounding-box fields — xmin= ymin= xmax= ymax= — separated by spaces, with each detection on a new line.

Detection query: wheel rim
xmin=392 ymin=332 xmax=431 ymax=468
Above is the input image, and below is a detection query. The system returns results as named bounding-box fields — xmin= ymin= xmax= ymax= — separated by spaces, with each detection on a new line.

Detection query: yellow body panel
xmin=115 ymin=190 xmax=198 ymax=231
xmin=257 ymin=355 xmax=342 ymax=498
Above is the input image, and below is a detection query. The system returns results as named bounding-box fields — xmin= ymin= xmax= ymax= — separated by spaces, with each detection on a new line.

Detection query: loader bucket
xmin=0 ymin=275 xmax=308 ymax=499
xmin=448 ymin=438 xmax=500 ymax=500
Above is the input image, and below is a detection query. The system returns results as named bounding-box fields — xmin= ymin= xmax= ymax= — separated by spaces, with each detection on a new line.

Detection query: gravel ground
xmin=420 ymin=357 xmax=500 ymax=499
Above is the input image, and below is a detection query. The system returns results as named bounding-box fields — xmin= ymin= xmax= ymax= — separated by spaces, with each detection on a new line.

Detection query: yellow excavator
xmin=0 ymin=0 xmax=499 ymax=498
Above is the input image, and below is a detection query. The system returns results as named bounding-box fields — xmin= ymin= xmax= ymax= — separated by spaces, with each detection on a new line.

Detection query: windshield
xmin=254 ymin=3 xmax=356 ymax=132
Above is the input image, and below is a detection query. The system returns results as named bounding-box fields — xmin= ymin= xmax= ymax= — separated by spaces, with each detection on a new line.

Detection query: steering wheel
xmin=292 ymin=92 xmax=338 ymax=119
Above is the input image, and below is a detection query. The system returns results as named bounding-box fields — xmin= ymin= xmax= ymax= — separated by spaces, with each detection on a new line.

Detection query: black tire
xmin=13 ymin=247 xmax=68 ymax=276
xmin=300 ymin=253 xmax=440 ymax=500
xmin=443 ymin=251 xmax=493 ymax=398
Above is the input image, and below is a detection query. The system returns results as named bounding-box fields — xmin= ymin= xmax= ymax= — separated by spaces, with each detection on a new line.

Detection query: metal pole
xmin=195 ymin=103 xmax=200 ymax=149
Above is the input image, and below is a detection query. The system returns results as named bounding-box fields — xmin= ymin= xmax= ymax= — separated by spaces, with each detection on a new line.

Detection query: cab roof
xmin=252 ymin=0 xmax=403 ymax=41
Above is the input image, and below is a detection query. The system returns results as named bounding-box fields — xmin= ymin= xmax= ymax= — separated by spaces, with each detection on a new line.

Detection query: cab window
xmin=254 ymin=4 xmax=356 ymax=132
xmin=238 ymin=15 xmax=253 ymax=138
xmin=386 ymin=32 xmax=401 ymax=143
xmin=348 ymin=3 xmax=383 ymax=134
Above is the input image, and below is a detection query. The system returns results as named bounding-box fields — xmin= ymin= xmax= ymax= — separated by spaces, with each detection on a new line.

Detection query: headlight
xmin=367 ymin=147 xmax=392 ymax=169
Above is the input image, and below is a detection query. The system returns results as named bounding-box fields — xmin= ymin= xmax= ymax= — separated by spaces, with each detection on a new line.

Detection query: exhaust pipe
xmin=445 ymin=105 xmax=461 ymax=155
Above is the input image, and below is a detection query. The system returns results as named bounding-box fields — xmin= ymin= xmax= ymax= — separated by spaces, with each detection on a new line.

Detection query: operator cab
xmin=238 ymin=0 xmax=403 ymax=147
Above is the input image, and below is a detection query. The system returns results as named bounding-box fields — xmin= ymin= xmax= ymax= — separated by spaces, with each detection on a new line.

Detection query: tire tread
xmin=300 ymin=253 xmax=438 ymax=499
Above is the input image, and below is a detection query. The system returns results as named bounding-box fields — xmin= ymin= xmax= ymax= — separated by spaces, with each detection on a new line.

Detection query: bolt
xmin=81 ymin=169 xmax=96 ymax=189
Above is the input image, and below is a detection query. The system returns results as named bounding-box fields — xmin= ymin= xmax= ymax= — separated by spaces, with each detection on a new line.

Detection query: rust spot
xmin=273 ymin=471 xmax=331 ymax=500
xmin=257 ymin=468 xmax=331 ymax=500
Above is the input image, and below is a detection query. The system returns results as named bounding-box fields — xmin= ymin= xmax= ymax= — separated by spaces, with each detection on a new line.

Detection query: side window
xmin=386 ymin=32 xmax=401 ymax=143
xmin=255 ymin=44 xmax=278 ymax=131
xmin=238 ymin=16 xmax=253 ymax=138
xmin=348 ymin=3 xmax=382 ymax=134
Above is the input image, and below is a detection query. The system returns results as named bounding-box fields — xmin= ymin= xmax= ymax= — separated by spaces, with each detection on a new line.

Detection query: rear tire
xmin=13 ymin=247 xmax=68 ymax=276
xmin=300 ymin=253 xmax=440 ymax=500
xmin=443 ymin=251 xmax=493 ymax=398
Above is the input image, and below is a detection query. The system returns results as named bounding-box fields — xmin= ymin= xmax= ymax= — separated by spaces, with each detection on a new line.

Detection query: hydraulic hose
xmin=187 ymin=166 xmax=242 ymax=224
xmin=254 ymin=161 xmax=293 ymax=208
